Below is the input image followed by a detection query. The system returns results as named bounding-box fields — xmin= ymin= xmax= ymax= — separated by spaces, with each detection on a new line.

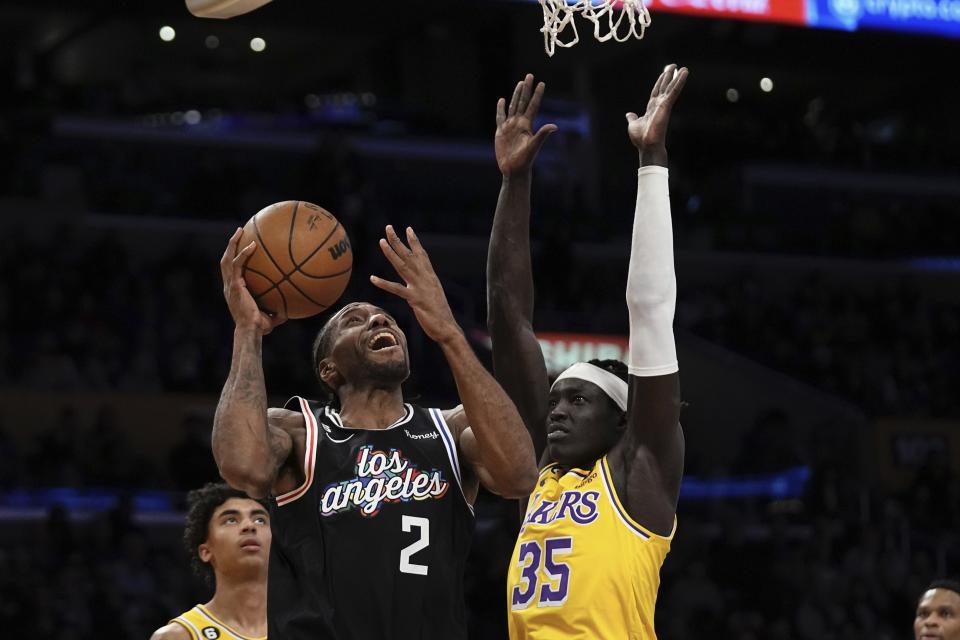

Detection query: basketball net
xmin=539 ymin=0 xmax=651 ymax=56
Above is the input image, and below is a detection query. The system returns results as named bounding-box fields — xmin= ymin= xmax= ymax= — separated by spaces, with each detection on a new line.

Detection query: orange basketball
xmin=239 ymin=201 xmax=353 ymax=320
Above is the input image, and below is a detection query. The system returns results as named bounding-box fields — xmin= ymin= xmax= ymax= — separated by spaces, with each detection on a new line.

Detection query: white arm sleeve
xmin=626 ymin=165 xmax=679 ymax=377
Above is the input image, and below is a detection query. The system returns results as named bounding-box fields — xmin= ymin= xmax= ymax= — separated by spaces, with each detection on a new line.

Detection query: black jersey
xmin=267 ymin=397 xmax=475 ymax=640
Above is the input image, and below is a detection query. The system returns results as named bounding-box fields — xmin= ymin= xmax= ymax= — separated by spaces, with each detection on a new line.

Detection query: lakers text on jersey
xmin=506 ymin=456 xmax=675 ymax=640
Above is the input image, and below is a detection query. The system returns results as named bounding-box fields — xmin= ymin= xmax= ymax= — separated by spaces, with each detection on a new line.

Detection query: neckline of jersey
xmin=195 ymin=604 xmax=267 ymax=640
xmin=325 ymin=403 xmax=415 ymax=431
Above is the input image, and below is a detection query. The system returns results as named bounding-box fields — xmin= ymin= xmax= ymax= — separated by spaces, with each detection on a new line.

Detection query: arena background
xmin=1 ymin=0 xmax=958 ymax=637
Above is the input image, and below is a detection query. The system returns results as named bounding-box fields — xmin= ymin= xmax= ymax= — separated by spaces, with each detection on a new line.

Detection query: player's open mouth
xmin=368 ymin=332 xmax=399 ymax=352
xmin=240 ymin=541 xmax=261 ymax=551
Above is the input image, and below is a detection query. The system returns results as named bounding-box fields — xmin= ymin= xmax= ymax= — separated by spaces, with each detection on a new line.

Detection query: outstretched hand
xmin=495 ymin=74 xmax=558 ymax=177
xmin=219 ymin=228 xmax=287 ymax=336
xmin=626 ymin=64 xmax=689 ymax=165
xmin=370 ymin=225 xmax=462 ymax=346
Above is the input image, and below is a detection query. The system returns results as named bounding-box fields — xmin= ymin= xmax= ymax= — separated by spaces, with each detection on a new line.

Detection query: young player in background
xmin=150 ymin=483 xmax=270 ymax=640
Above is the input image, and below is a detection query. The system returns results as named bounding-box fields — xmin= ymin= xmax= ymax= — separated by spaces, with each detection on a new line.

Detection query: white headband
xmin=550 ymin=362 xmax=628 ymax=412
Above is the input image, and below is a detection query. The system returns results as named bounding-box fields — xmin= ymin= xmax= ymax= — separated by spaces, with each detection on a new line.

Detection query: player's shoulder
xmin=268 ymin=405 xmax=306 ymax=433
xmin=150 ymin=621 xmax=193 ymax=640
xmin=440 ymin=404 xmax=467 ymax=433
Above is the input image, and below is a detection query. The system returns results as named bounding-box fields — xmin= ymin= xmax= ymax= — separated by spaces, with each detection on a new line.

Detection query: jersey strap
xmin=426 ymin=407 xmax=474 ymax=516
xmin=599 ymin=456 xmax=677 ymax=540
xmin=275 ymin=396 xmax=319 ymax=507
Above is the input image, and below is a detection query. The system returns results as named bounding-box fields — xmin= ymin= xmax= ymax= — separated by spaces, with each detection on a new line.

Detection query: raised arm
xmin=487 ymin=74 xmax=558 ymax=460
xmin=371 ymin=225 xmax=538 ymax=498
xmin=610 ymin=65 xmax=688 ymax=532
xmin=212 ymin=228 xmax=297 ymax=499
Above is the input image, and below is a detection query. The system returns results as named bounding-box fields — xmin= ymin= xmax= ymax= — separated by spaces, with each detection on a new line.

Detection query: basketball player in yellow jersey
xmin=150 ymin=483 xmax=270 ymax=640
xmin=487 ymin=65 xmax=689 ymax=639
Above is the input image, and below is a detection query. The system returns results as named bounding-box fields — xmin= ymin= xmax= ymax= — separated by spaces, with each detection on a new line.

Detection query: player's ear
xmin=319 ymin=358 xmax=344 ymax=389
xmin=198 ymin=542 xmax=213 ymax=564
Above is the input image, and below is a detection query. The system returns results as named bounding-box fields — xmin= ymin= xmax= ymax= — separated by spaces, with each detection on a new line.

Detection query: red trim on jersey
xmin=275 ymin=397 xmax=318 ymax=506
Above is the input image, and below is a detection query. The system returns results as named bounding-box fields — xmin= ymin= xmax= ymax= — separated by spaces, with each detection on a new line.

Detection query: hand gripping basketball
xmin=220 ymin=227 xmax=288 ymax=336
xmin=495 ymin=74 xmax=558 ymax=177
xmin=369 ymin=225 xmax=462 ymax=346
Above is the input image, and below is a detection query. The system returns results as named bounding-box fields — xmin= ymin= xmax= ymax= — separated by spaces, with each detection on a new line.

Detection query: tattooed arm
xmin=212 ymin=229 xmax=301 ymax=499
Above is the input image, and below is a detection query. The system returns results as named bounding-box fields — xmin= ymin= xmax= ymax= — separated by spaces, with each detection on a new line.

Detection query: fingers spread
xmin=517 ymin=73 xmax=535 ymax=115
xmin=508 ymin=80 xmax=523 ymax=116
xmin=660 ymin=64 xmax=678 ymax=95
xmin=384 ymin=224 xmax=411 ymax=258
xmin=625 ymin=112 xmax=639 ymax=123
xmin=531 ymin=124 xmax=557 ymax=154
xmin=496 ymin=97 xmax=507 ymax=126
xmin=378 ymin=238 xmax=407 ymax=275
xmin=650 ymin=71 xmax=667 ymax=98
xmin=369 ymin=275 xmax=407 ymax=298
xmin=405 ymin=226 xmax=424 ymax=254
xmin=525 ymin=81 xmax=546 ymax=118
xmin=666 ymin=67 xmax=689 ymax=104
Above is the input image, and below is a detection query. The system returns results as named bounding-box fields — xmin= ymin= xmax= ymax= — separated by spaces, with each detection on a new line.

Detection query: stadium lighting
xmin=250 ymin=37 xmax=266 ymax=52
xmin=760 ymin=77 xmax=774 ymax=92
xmin=184 ymin=110 xmax=202 ymax=125
xmin=159 ymin=26 xmax=176 ymax=42
xmin=205 ymin=35 xmax=220 ymax=49
xmin=726 ymin=88 xmax=740 ymax=103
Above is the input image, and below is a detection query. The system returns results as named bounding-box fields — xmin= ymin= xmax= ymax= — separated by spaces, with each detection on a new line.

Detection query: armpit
xmin=441 ymin=404 xmax=467 ymax=436
xmin=268 ymin=407 xmax=306 ymax=435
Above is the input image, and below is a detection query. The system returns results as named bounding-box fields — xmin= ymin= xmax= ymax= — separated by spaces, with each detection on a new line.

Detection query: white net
xmin=538 ymin=0 xmax=651 ymax=57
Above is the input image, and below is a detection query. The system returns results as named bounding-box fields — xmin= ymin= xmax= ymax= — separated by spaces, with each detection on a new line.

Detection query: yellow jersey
xmin=170 ymin=604 xmax=267 ymax=640
xmin=506 ymin=456 xmax=675 ymax=640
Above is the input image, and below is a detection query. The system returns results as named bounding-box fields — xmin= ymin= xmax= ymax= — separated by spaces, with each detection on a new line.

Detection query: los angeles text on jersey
xmin=521 ymin=489 xmax=601 ymax=529
xmin=319 ymin=445 xmax=449 ymax=517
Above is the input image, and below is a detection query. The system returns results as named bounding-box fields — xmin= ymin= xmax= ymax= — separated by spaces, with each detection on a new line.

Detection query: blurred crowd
xmin=1 ymin=434 xmax=955 ymax=640
xmin=5 ymin=220 xmax=956 ymax=418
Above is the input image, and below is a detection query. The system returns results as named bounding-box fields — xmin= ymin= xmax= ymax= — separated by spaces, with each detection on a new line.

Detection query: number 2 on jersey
xmin=511 ymin=537 xmax=573 ymax=609
xmin=400 ymin=515 xmax=430 ymax=575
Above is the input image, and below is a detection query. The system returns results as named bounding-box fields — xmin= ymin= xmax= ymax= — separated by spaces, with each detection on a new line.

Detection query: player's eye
xmin=255 ymin=516 xmax=267 ymax=524
xmin=572 ymin=395 xmax=587 ymax=404
xmin=547 ymin=398 xmax=558 ymax=408
xmin=346 ymin=316 xmax=362 ymax=325
xmin=224 ymin=517 xmax=238 ymax=524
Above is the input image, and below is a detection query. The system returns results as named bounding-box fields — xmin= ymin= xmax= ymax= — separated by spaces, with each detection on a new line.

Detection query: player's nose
xmin=548 ymin=403 xmax=568 ymax=421
xmin=368 ymin=313 xmax=391 ymax=329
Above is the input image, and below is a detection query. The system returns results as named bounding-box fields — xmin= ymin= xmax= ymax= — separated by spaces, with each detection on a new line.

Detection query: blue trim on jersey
xmin=430 ymin=408 xmax=462 ymax=486
xmin=599 ymin=459 xmax=651 ymax=540
xmin=427 ymin=408 xmax=474 ymax=517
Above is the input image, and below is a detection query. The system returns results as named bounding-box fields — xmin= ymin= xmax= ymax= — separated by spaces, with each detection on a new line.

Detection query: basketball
xmin=238 ymin=201 xmax=353 ymax=320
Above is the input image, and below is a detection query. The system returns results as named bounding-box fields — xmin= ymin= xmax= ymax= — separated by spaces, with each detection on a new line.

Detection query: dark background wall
xmin=0 ymin=1 xmax=958 ymax=638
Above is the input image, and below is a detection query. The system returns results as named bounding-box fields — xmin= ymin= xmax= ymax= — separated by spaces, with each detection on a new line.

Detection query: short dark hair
xmin=585 ymin=359 xmax=628 ymax=413
xmin=183 ymin=483 xmax=268 ymax=586
xmin=587 ymin=359 xmax=629 ymax=383
xmin=312 ymin=314 xmax=340 ymax=406
xmin=924 ymin=579 xmax=960 ymax=599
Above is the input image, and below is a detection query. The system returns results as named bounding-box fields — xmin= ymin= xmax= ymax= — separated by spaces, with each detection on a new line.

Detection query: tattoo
xmin=212 ymin=331 xmax=282 ymax=487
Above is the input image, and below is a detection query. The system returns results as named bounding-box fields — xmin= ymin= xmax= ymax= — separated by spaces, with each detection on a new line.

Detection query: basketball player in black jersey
xmin=213 ymin=224 xmax=538 ymax=639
